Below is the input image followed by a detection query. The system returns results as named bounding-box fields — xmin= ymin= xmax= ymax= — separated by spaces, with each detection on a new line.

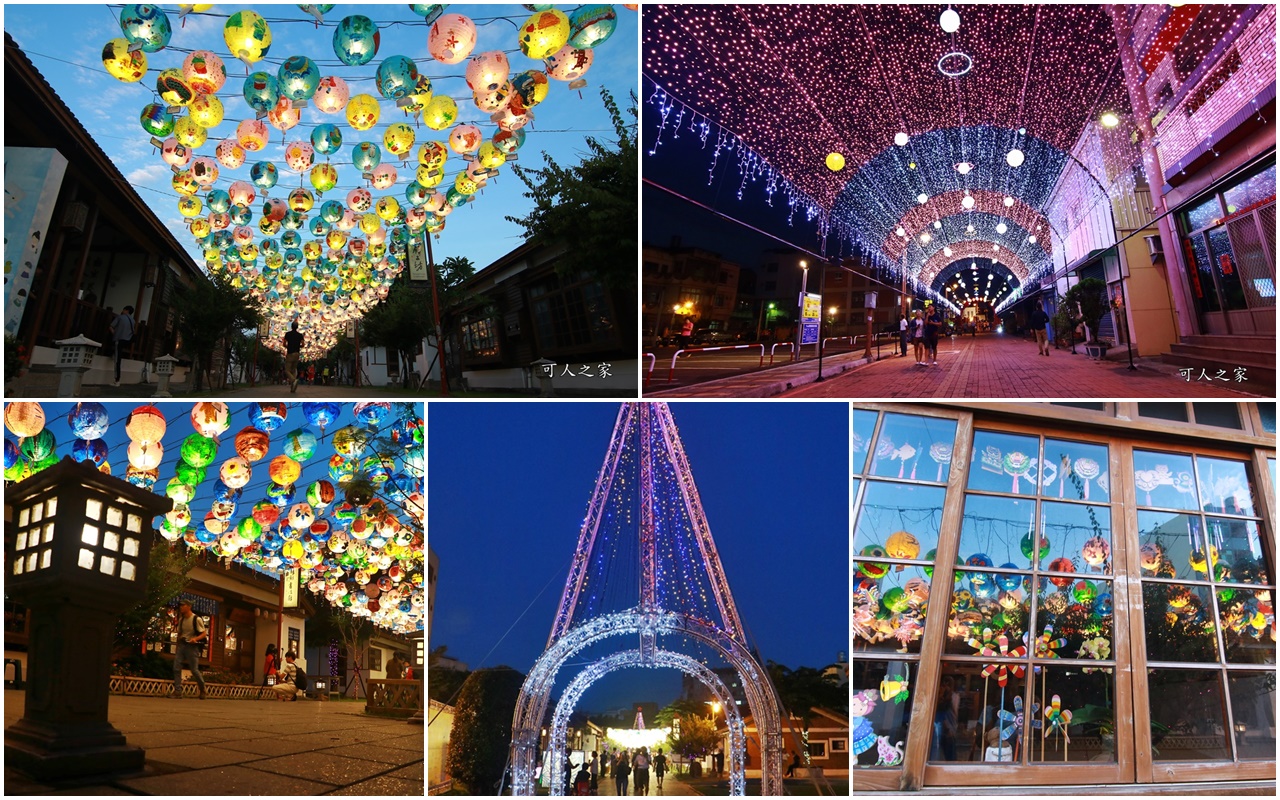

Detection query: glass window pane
xmin=1142 ymin=583 xmax=1219 ymax=662
xmin=854 ymin=482 xmax=946 ymax=556
xmin=1030 ymin=667 xmax=1115 ymax=764
xmin=854 ymin=564 xmax=934 ymax=655
xmin=928 ymin=663 xmax=1027 ymax=763
xmin=852 ymin=409 xmax=879 ymax=475
xmin=1133 ymin=450 xmax=1199 ymax=510
xmin=1041 ymin=500 xmax=1112 ymax=575
xmin=968 ymin=431 xmax=1040 ymax=496
xmin=1221 ymin=163 xmax=1276 ymax=213
xmin=85 ymin=498 xmax=101 ymax=520
xmin=851 ymin=660 xmax=914 ymax=767
xmin=1195 ymin=457 xmax=1256 ymax=517
xmin=1138 ymin=511 xmax=1207 ymax=581
xmin=959 ymin=494 xmax=1037 ymax=570
xmin=946 ymin=573 xmax=1030 ymax=654
xmin=1209 ymin=518 xmax=1270 ymax=585
xmin=1034 ymin=578 xmax=1114 ymax=659
xmin=1227 ymin=670 xmax=1277 ymax=759
xmin=1218 ymin=587 xmax=1276 ymax=665
xmin=1138 ymin=402 xmax=1189 ymax=422
xmin=1183 ymin=194 xmax=1223 ymax=232
xmin=1192 ymin=402 xmax=1242 ymax=430
xmin=1148 ymin=669 xmax=1231 ymax=761
xmin=1256 ymin=403 xmax=1276 ymax=433
xmin=1044 ymin=439 xmax=1110 ymax=503
xmin=869 ymin=413 xmax=958 ymax=482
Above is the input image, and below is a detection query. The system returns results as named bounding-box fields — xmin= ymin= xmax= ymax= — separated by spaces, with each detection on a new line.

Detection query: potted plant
xmin=1062 ymin=278 xmax=1111 ymax=359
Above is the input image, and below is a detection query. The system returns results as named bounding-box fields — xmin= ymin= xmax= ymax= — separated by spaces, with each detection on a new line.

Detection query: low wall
xmin=109 ymin=675 xmax=274 ymax=700
xmin=366 ymin=678 xmax=422 ymax=718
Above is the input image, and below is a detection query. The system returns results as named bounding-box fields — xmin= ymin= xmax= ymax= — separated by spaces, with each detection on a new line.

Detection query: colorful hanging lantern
xmin=182 ymin=50 xmax=226 ymax=95
xmin=173 ymin=117 xmax=207 ymax=149
xmin=376 ymin=196 xmax=401 ymax=220
xmin=220 ymin=456 xmax=252 ymax=489
xmin=162 ymin=138 xmax=192 ymax=168
xmin=475 ymin=141 xmax=507 ymax=170
xmin=519 ymin=9 xmax=570 ymax=60
xmin=404 ymin=182 xmax=430 ymax=207
xmin=277 ymin=55 xmax=321 ymax=103
xmin=236 ymin=118 xmax=269 ymax=151
xmin=250 ymin=161 xmax=278 ymax=190
xmin=125 ymin=404 xmax=166 ymax=443
xmin=127 ymin=440 xmax=164 ymax=471
xmin=346 ymin=93 xmax=380 ymax=131
xmin=189 ymin=157 xmax=219 ymax=187
xmin=313 ymin=75 xmax=350 ymax=114
xmin=140 ymin=103 xmax=175 ymax=137
xmin=427 ymin=13 xmax=477 ymax=64
xmin=228 ymin=180 xmax=256 ymax=207
xmin=284 ymin=140 xmax=315 ymax=172
xmin=288 ymin=187 xmax=315 ymax=213
xmin=71 ymin=439 xmax=109 ymax=467
xmin=371 ymin=164 xmax=398 ymax=190
xmin=119 ymin=4 xmax=172 ymax=53
xmin=885 ymin=530 xmax=921 ymax=560
xmin=473 ymin=82 xmax=513 ymax=114
xmin=267 ymin=99 xmax=301 ymax=133
xmin=447 ymin=124 xmax=483 ymax=155
xmin=510 ymin=70 xmax=550 ymax=112
xmin=102 ymin=38 xmax=147 ymax=83
xmin=376 ymin=55 xmax=419 ymax=99
xmin=188 ymin=94 xmax=224 ymax=128
xmin=216 ymin=139 xmax=246 ymax=169
xmin=224 ymin=10 xmax=272 ymax=66
xmin=384 ymin=122 xmax=416 ymax=157
xmin=268 ymin=455 xmax=302 ymax=485
xmin=493 ymin=128 xmax=527 ymax=155
xmin=308 ymin=163 xmax=337 ymax=194
xmin=465 ymin=51 xmax=509 ymax=93
xmin=332 ymin=14 xmax=380 ymax=66
xmin=422 ymin=95 xmax=458 ymax=130
xmin=545 ymin=44 xmax=593 ymax=82
xmin=569 ymin=5 xmax=617 ymax=49
xmin=1081 ymin=536 xmax=1110 ymax=568
xmin=243 ymin=71 xmax=280 ymax=114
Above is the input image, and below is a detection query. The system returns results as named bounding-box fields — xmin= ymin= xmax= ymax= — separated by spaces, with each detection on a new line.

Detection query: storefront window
xmin=1207 ymin=227 xmax=1247 ymax=310
xmin=1184 ymin=233 xmax=1222 ymax=312
xmin=1221 ymin=163 xmax=1276 ymax=215
xmin=1184 ymin=194 xmax=1223 ymax=232
xmin=852 ymin=660 xmax=915 ymax=767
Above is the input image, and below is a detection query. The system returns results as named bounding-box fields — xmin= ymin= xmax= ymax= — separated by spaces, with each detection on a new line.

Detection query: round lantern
xmin=465 ymin=51 xmax=509 ymax=93
xmin=309 ymin=124 xmax=343 ymax=157
xmin=268 ymin=100 xmax=301 ymax=133
xmin=404 ymin=182 xmax=430 ymax=208
xmin=119 ymin=4 xmax=172 ymax=53
xmin=856 ymin=545 xmax=889 ymax=579
xmin=288 ymin=187 xmax=314 ymax=213
xmin=884 ymin=531 xmax=921 ymax=560
xmin=224 ymin=10 xmax=272 ymax=65
xmin=384 ymin=123 xmax=416 ymax=157
xmin=307 ymin=479 xmax=336 ymax=508
xmin=251 ymin=161 xmax=278 ymax=190
xmin=243 ymin=71 xmax=279 ymax=114
xmin=569 ymin=5 xmax=617 ymax=49
xmin=125 ymin=466 xmax=158 ymax=489
xmin=183 ymin=49 xmax=226 ymax=95
xmin=236 ymin=517 xmax=262 ymax=542
xmin=251 ymin=500 xmax=280 ymax=527
xmin=139 ymin=103 xmax=175 ymax=137
xmin=313 ymin=75 xmax=350 ymax=115
xmin=493 ymin=128 xmax=527 ymax=155
xmin=476 ymin=141 xmax=507 ymax=170
xmin=519 ymin=9 xmax=570 ymax=60
xmin=216 ymin=139 xmax=246 ymax=169
xmin=287 ymin=503 xmax=316 ymax=530
xmin=310 ymin=163 xmax=339 ymax=195
xmin=333 ymin=14 xmax=380 ymax=66
xmin=127 ymin=440 xmax=163 ymax=470
xmin=269 ymin=455 xmax=302 ymax=485
xmin=125 ymin=404 xmax=166 ymax=443
xmin=233 ymin=425 xmax=270 ymax=462
xmin=454 ymin=173 xmax=478 ymax=196
xmin=319 ymin=200 xmax=345 ymax=223
xmin=262 ymin=197 xmax=287 ymax=222
xmin=965 ymin=553 xmax=993 ymax=568
xmin=422 ymin=95 xmax=458 ymax=131
xmin=347 ymin=187 xmax=373 ymax=212
xmin=427 ymin=14 xmax=477 ymax=64
xmin=284 ymin=141 xmax=314 ymax=172
xmin=162 ymin=138 xmax=191 ymax=168
xmin=346 ymin=93 xmax=380 ymax=131
xmin=352 ymin=142 xmax=383 ymax=173
xmin=228 ymin=180 xmax=256 ymax=208
xmin=102 ymin=38 xmax=147 ymax=83
xmin=173 ymin=117 xmax=206 ymax=149
xmin=303 ymin=402 xmax=341 ymax=430
xmin=220 ymin=456 xmax=252 ymax=489
xmin=278 ymin=55 xmax=321 ymax=103
xmin=448 ymin=124 xmax=483 ymax=154
xmin=1047 ymin=557 xmax=1076 ymax=587
xmin=156 ymin=68 xmax=194 ymax=107
xmin=511 ymin=70 xmax=550 ymax=112
xmin=20 ymin=429 xmax=56 ymax=462
xmin=404 ymin=75 xmax=434 ymax=114
xmin=1139 ymin=543 xmax=1162 ymax=572
xmin=371 ymin=164 xmax=398 ymax=190
xmin=376 ymin=55 xmax=419 ymax=99
xmin=65 ymin=402 xmax=108 ymax=440
xmin=1081 ymin=536 xmax=1110 ymax=568
xmin=492 ymin=106 xmax=534 ymax=132
xmin=71 ymin=438 xmax=109 ymax=466
xmin=190 ymin=157 xmax=218 ymax=187
xmin=545 ymin=44 xmax=593 ymax=82
xmin=1072 ymin=580 xmax=1097 ymax=605
xmin=180 ymin=433 xmax=218 ymax=468
xmin=203 ymin=512 xmax=230 ymax=536
xmin=236 ymin=119 xmax=269 ymax=151
xmin=166 ymin=478 xmax=195 ymax=505
xmin=1020 ymin=531 xmax=1050 ymax=562
xmin=376 ymin=196 xmax=401 ymax=220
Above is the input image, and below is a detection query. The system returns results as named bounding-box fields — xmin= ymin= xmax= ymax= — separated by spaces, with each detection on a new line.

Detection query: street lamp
xmin=757 ymin=301 xmax=776 ymax=342
xmin=794 ymin=260 xmax=808 ymax=362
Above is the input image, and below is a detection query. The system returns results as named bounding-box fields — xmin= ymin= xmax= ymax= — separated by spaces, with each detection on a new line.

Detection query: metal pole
xmin=424 ymin=231 xmax=451 ymax=396
xmin=794 ymin=263 xmax=807 ymax=362
xmin=353 ymin=324 xmax=360 ymax=388
xmin=815 ymin=265 xmax=826 ymax=382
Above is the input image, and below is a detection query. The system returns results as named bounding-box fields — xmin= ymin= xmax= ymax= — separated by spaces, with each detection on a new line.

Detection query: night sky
xmin=428 ymin=402 xmax=849 ymax=712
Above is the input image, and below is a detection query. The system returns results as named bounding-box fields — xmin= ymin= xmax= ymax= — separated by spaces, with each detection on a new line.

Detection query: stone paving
xmin=650 ymin=333 xmax=1260 ymax=399
xmin=3 ymin=691 xmax=423 ymax=796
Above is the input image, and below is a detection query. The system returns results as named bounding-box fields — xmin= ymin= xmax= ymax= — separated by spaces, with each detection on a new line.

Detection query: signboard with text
xmin=408 ymin=236 xmax=429 ymax=282
xmin=800 ymin=292 xmax=822 ymax=345
xmin=283 ymin=568 xmax=299 ymax=608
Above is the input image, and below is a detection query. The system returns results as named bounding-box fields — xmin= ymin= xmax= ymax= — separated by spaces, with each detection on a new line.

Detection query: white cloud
xmin=126 ymin=163 xmax=170 ymax=185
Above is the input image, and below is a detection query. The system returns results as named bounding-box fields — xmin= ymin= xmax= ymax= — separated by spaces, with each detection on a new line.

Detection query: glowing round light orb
xmin=961 ymin=194 xmax=976 ymax=210
xmin=127 ymin=440 xmax=163 ymax=470
xmin=1003 ymin=195 xmax=1015 ymax=207
xmin=825 ymin=152 xmax=845 ymax=172
xmin=313 ymin=75 xmax=350 ymax=115
xmin=215 ymin=139 xmax=246 ymax=170
xmin=422 ymin=95 xmax=458 ymax=130
xmin=224 ymin=10 xmax=272 ymax=65
xmin=511 ymin=70 xmax=550 ymax=112
xmin=384 ymin=122 xmax=416 ymax=157
xmin=940 ymin=8 xmax=961 ymax=33
xmin=519 ymin=9 xmax=570 ymax=60
xmin=376 ymin=55 xmax=419 ymax=99
xmin=310 ymin=163 xmax=338 ymax=195
xmin=333 ymin=14 xmax=380 ymax=66
xmin=894 ymin=132 xmax=909 ymax=147
xmin=1100 ymin=111 xmax=1120 ymax=128
xmin=569 ymin=5 xmax=617 ymax=49
xmin=371 ymin=164 xmax=398 ymax=190
xmin=465 ymin=51 xmax=509 ymax=93
xmin=102 ymin=38 xmax=147 ymax=83
xmin=125 ymin=404 xmax=165 ymax=443
xmin=277 ymin=55 xmax=321 ymax=102
xmin=220 ymin=456 xmax=252 ymax=488
xmin=182 ymin=49 xmax=225 ymax=95
xmin=242 ymin=71 xmax=279 ymax=114
xmin=250 ymin=161 xmax=278 ymax=190
xmin=346 ymin=93 xmax=380 ymax=131
xmin=119 ymin=4 xmax=172 ymax=53
xmin=173 ymin=117 xmax=207 ymax=149
xmin=162 ymin=138 xmax=191 ymax=168
xmin=428 ymin=14 xmax=477 ymax=64
xmin=995 ymin=222 xmax=1008 ymax=234
xmin=1006 ymin=148 xmax=1025 ymax=168
xmin=139 ymin=103 xmax=174 ymax=137
xmin=544 ymin=44 xmax=592 ymax=82
xmin=269 ymin=454 xmax=302 ymax=485
xmin=917 ymin=192 xmax=929 ymax=204
xmin=236 ymin=119 xmax=269 ymax=152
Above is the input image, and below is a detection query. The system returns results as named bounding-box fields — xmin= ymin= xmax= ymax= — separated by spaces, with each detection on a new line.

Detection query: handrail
xmin=668 ymin=343 xmax=765 ymax=382
xmin=768 ymin=341 xmax=794 ymax=365
xmin=643 ymin=353 xmax=655 ymax=386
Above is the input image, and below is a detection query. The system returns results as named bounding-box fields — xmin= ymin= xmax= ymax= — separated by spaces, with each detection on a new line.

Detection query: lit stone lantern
xmin=530 ymin=357 xmax=556 ymax=398
xmin=4 ymin=457 xmax=172 ymax=780
xmin=54 ymin=335 xmax=101 ymax=398
xmin=153 ymin=354 xmax=180 ymax=397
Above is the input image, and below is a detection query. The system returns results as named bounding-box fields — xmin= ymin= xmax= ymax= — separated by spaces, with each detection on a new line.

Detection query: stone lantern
xmin=4 ymin=457 xmax=172 ymax=780
xmin=53 ymin=335 xmax=101 ymax=398
xmin=530 ymin=357 xmax=556 ymax=398
xmin=152 ymin=354 xmax=179 ymax=397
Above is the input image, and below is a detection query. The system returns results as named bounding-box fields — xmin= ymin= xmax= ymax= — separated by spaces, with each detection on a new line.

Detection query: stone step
xmin=1161 ymin=351 xmax=1274 ymax=394
xmin=1167 ymin=342 xmax=1279 ymax=369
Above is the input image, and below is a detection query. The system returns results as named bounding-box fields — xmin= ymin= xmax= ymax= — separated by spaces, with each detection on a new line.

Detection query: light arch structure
xmin=509 ymin=404 xmax=786 ymax=796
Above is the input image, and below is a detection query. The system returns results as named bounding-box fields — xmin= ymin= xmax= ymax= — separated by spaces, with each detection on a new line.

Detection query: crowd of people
xmin=566 ymin=747 xmax=670 ymax=796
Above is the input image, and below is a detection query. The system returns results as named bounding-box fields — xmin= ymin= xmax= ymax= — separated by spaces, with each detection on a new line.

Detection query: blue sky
xmin=428 ymin=401 xmax=850 ymax=711
xmin=3 ymin=4 xmax=638 ymax=272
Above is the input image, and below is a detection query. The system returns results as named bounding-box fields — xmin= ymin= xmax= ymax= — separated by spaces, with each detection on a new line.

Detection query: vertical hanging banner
xmin=4 ymin=147 xmax=68 ymax=336
xmin=408 ymin=235 xmax=429 ymax=282
xmin=283 ymin=567 xmax=300 ymax=608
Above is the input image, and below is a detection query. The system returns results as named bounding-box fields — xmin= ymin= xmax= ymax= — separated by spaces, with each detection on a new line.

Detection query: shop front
xmin=852 ymin=403 xmax=1275 ymax=793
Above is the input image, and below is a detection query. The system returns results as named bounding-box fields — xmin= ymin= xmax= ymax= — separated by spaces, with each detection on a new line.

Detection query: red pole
xmin=424 ymin=232 xmax=450 ymax=396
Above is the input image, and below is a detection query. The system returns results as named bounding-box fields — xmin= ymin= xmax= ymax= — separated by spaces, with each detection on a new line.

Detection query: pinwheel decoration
xmin=979 ymin=634 xmax=1028 ymax=686
xmin=1044 ymin=694 xmax=1073 ymax=760
xmin=1029 ymin=624 xmax=1067 ymax=659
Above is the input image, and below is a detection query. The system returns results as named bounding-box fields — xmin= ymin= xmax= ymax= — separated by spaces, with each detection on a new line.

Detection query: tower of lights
xmin=508 ymin=403 xmax=784 ymax=796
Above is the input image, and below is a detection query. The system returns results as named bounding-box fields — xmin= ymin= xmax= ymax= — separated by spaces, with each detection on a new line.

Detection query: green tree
xmin=171 ymin=271 xmax=260 ymax=391
xmin=1061 ymin=277 xmax=1110 ymax=344
xmin=506 ymin=89 xmax=637 ymax=288
xmin=427 ymin=644 xmax=471 ymax=705
xmin=446 ymin=666 xmax=526 ymax=794
xmin=306 ymin=598 xmax=376 ymax=697
xmin=114 ymin=541 xmax=200 ymax=651
xmin=669 ymin=713 xmax=718 ymax=766
xmin=768 ymin=661 xmax=848 ymax=725
xmin=654 ymin=698 xmax=709 ymax=730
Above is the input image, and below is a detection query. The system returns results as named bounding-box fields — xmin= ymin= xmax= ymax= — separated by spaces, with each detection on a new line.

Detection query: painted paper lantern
xmin=102 ymin=38 xmax=147 ymax=83
xmin=465 ymin=51 xmax=509 ymax=93
xmin=251 ymin=161 xmax=278 ymax=190
xmin=288 ymin=187 xmax=314 ymax=213
xmin=71 ymin=438 xmax=109 ymax=466
xmin=519 ymin=9 xmax=570 ymax=60
xmin=266 ymin=480 xmax=295 ymax=507
xmin=166 ymin=504 xmax=192 ymax=531
xmin=64 ymin=402 xmax=108 ymax=440
xmin=448 ymin=124 xmax=483 ymax=154
xmin=262 ymin=197 xmax=287 ymax=222
xmin=371 ymin=164 xmax=398 ymax=190
xmin=856 ymin=545 xmax=889 ymax=579
xmin=252 ymin=402 xmax=288 ymax=432
xmin=319 ymin=200 xmax=345 ymax=223
xmin=453 ymin=173 xmax=478 ymax=195
xmin=418 ymin=140 xmax=448 ymax=169
xmin=382 ymin=122 xmax=415 ymax=157
xmin=492 ymin=106 xmax=534 ymax=132
xmin=347 ymin=187 xmax=372 ymax=212
xmin=190 ymin=219 xmax=211 ymax=239
xmin=124 ymin=465 xmax=158 ymax=489
xmin=20 ymin=429 xmax=56 ymax=461
xmin=216 ymin=139 xmax=246 ymax=169
xmin=333 ymin=14 xmax=380 ymax=66
xmin=312 ymin=75 xmax=350 ymax=116
xmin=545 ymin=44 xmax=593 ymax=82
xmin=224 ymin=10 xmax=272 ymax=65
xmin=162 ymin=138 xmax=191 ymax=168
xmin=250 ymin=500 xmax=280 ymax=527
xmin=311 ymin=121 xmax=344 ymax=153
xmin=182 ymin=50 xmax=225 ymax=95
xmin=127 ymin=440 xmax=163 ymax=470
xmin=1139 ymin=543 xmax=1161 ymax=572
xmin=125 ymin=404 xmax=165 ymax=443
xmin=233 ymin=425 xmax=270 ymax=462
xmin=510 ymin=70 xmax=550 ymax=112
xmin=219 ymin=456 xmax=252 ymax=488
xmin=1094 ymin=592 xmax=1113 ymax=617
xmin=190 ymin=157 xmax=218 ymax=187
xmin=965 ymin=553 xmax=993 ymax=568
xmin=302 ymin=402 xmax=341 ymax=430
xmin=268 ymin=454 xmax=302 ymax=485
xmin=422 ymin=95 xmax=458 ymax=131
xmin=1081 ymin=536 xmax=1110 ymax=568
xmin=140 ymin=103 xmax=175 ymax=137
xmin=228 ymin=180 xmax=256 ymax=207
xmin=493 ymin=128 xmax=527 ymax=155
xmin=307 ymin=479 xmax=336 ymax=508
xmin=180 ymin=432 xmax=218 ymax=468
xmin=376 ymin=196 xmax=401 ymax=220
xmin=475 ymin=141 xmax=507 ymax=170
xmin=156 ymin=67 xmax=194 ymax=107
xmin=1072 ymin=580 xmax=1097 ymax=605
xmin=166 ymin=478 xmax=196 ymax=505
xmin=237 ymin=119 xmax=269 ymax=151
xmin=268 ymin=100 xmax=301 ymax=133
xmin=352 ymin=141 xmax=382 ymax=173
xmin=376 ymin=55 xmax=419 ymax=99
xmin=188 ymin=95 xmax=224 ymax=129
xmin=473 ymin=82 xmax=512 ymax=114
xmin=346 ymin=93 xmax=380 ymax=131
xmin=284 ymin=141 xmax=315 ymax=172
xmin=119 ymin=4 xmax=172 ymax=53
xmin=310 ymin=163 xmax=338 ymax=195
xmin=402 ymin=75 xmax=434 ymax=114
xmin=569 ymin=5 xmax=617 ymax=49
xmin=994 ymin=565 xmax=1021 ymax=591
xmin=173 ymin=117 xmax=207 ymax=149
xmin=1047 ymin=557 xmax=1076 ymax=587
xmin=404 ymin=182 xmax=430 ymax=207
xmin=243 ymin=71 xmax=280 ymax=114
xmin=277 ymin=55 xmax=321 ymax=103
xmin=236 ymin=517 xmax=262 ymax=542
xmin=428 ymin=14 xmax=477 ymax=64
xmin=287 ymin=503 xmax=316 ymax=530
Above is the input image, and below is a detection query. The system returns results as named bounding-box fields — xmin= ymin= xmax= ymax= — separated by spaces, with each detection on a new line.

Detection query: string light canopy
xmin=643 ymin=3 xmax=1141 ymax=291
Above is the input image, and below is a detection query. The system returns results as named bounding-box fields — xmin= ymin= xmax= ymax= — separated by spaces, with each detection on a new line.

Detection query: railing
xmin=769 ymin=341 xmax=794 ymax=364
xmin=366 ymin=678 xmax=423 ymax=718
xmin=109 ymin=675 xmax=274 ymax=700
xmin=643 ymin=352 xmax=655 ymax=386
xmin=428 ymin=780 xmax=455 ymax=796
xmin=667 ymin=343 xmax=764 ymax=382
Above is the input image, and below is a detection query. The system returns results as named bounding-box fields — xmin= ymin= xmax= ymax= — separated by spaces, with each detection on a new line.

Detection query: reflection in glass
xmin=1147 ymin=669 xmax=1231 ymax=761
xmin=1137 ymin=510 xmax=1206 ymax=581
xmin=1207 ymin=517 xmax=1270 ymax=585
xmin=1227 ymin=671 xmax=1278 ymax=759
xmin=1217 ymin=586 xmax=1277 ymax=665
xmin=854 ymin=564 xmax=934 ymax=655
xmin=870 ymin=413 xmax=958 ymax=481
xmin=853 ymin=410 xmax=879 ymax=475
xmin=945 ymin=573 xmax=1031 ymax=654
xmin=851 ymin=660 xmax=915 ymax=767
xmin=1133 ymin=450 xmax=1198 ymax=510
xmin=968 ymin=430 xmax=1040 ymax=496
xmin=929 ymin=663 xmax=1027 ymax=763
xmin=1041 ymin=500 xmax=1112 ymax=575
xmin=853 ymin=482 xmax=946 ymax=555
xmin=1034 ymin=578 xmax=1114 ymax=658
xmin=1044 ymin=438 xmax=1110 ymax=503
xmin=1029 ymin=668 xmax=1115 ymax=764
xmin=959 ymin=494 xmax=1037 ymax=570
xmin=1194 ymin=457 xmax=1255 ymax=517
xmin=1142 ymin=583 xmax=1220 ymax=662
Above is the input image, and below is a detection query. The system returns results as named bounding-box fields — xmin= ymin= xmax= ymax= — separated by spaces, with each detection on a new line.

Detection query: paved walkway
xmin=649 ymin=334 xmax=1260 ymax=399
xmin=4 ymin=691 xmax=423 ymax=796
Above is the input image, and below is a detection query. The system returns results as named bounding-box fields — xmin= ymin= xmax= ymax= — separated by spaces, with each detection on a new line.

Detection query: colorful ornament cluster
xmin=104 ymin=4 xmax=629 ymax=357
xmin=4 ymin=401 xmax=425 ymax=634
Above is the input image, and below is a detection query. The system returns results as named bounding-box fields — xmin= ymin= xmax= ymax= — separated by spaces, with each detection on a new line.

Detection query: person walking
xmin=632 ymin=747 xmax=650 ymax=796
xmin=924 ymin=304 xmax=942 ymax=366
xmin=283 ymin=321 xmax=304 ymax=392
xmin=1029 ymin=300 xmax=1051 ymax=357
xmin=898 ymin=313 xmax=909 ymax=357
xmin=911 ymin=309 xmax=926 ymax=365
xmin=172 ymin=600 xmax=207 ymax=700
xmin=614 ymin=750 xmax=630 ymax=796
xmin=109 ymin=305 xmax=135 ymax=386
xmin=653 ymin=748 xmax=667 ymax=790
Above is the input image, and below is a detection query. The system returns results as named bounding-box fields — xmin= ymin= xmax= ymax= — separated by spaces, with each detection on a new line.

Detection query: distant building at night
xmin=642 ymin=237 xmax=741 ymax=343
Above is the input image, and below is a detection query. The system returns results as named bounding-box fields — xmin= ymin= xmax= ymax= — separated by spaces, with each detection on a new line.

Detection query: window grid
xmin=12 ymin=495 xmax=58 ymax=576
